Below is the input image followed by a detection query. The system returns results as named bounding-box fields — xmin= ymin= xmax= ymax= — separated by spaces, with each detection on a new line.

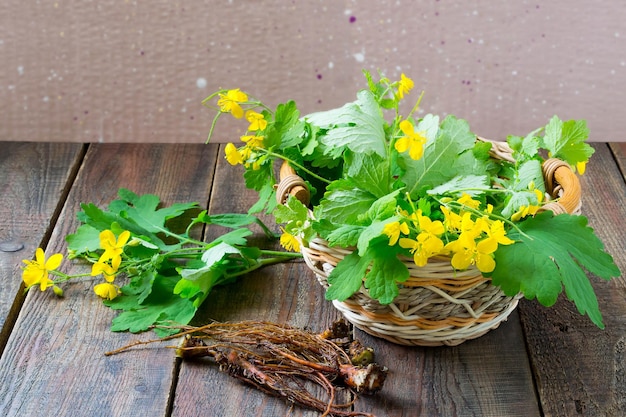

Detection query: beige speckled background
xmin=1 ymin=0 xmax=624 ymax=143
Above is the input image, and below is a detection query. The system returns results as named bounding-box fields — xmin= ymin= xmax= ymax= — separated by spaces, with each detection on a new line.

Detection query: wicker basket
xmin=276 ymin=139 xmax=582 ymax=346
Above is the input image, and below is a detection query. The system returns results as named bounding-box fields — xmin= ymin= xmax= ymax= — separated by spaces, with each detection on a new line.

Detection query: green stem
xmin=205 ymin=111 xmax=223 ymax=144
xmin=223 ymin=253 xmax=302 ymax=280
xmin=261 ymin=149 xmax=332 ymax=185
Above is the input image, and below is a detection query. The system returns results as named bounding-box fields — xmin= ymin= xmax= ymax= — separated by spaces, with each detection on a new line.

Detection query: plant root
xmin=108 ymin=319 xmax=387 ymax=417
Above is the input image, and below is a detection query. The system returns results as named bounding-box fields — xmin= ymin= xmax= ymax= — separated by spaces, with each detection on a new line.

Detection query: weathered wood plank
xmin=0 ymin=142 xmax=84 ymax=351
xmin=519 ymin=143 xmax=626 ymax=417
xmin=0 ymin=143 xmax=219 ymax=417
xmin=353 ymin=310 xmax=540 ymax=416
xmin=608 ymin=142 xmax=626 ymax=181
xmin=172 ymin=144 xmax=348 ymax=417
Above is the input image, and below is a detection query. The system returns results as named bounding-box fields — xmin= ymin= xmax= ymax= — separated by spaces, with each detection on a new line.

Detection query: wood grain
xmin=0 ymin=143 xmax=218 ymax=416
xmin=609 ymin=142 xmax=626 ymax=180
xmin=519 ymin=143 xmax=626 ymax=417
xmin=0 ymin=142 xmax=84 ymax=352
xmin=352 ymin=310 xmax=541 ymax=417
xmin=172 ymin=144 xmax=348 ymax=417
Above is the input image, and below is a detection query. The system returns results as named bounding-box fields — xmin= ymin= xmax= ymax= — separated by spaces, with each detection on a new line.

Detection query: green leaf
xmin=364 ymin=243 xmax=409 ymax=304
xmin=515 ymin=159 xmax=544 ymax=192
xmin=427 ymin=175 xmax=490 ymax=197
xmin=315 ymin=179 xmax=377 ymax=224
xmin=356 ymin=221 xmax=388 ymax=256
xmin=416 ymin=114 xmax=440 ymax=141
xmin=106 ymin=276 xmax=198 ymax=335
xmin=345 ymin=152 xmax=392 ymax=198
xmin=265 ymin=101 xmax=305 ymax=149
xmin=305 ymin=90 xmax=387 ymax=157
xmin=213 ymin=228 xmax=252 ymax=246
xmin=199 ymin=212 xmax=258 ymax=228
xmin=246 ymin=179 xmax=276 ymax=214
xmin=66 ymin=224 xmax=101 ymax=254
xmin=472 ymin=141 xmax=493 ymax=161
xmin=325 ymin=224 xmax=364 ymax=247
xmin=542 ymin=117 xmax=594 ymax=166
xmin=365 ymin=190 xmax=400 ymax=222
xmin=114 ymin=188 xmax=198 ymax=234
xmin=492 ymin=212 xmax=620 ymax=328
xmin=124 ymin=269 xmax=157 ymax=304
xmin=325 ymin=251 xmax=373 ymax=301
xmin=201 ymin=242 xmax=241 ymax=266
xmin=273 ymin=194 xmax=309 ymax=225
xmin=402 ymin=115 xmax=482 ymax=198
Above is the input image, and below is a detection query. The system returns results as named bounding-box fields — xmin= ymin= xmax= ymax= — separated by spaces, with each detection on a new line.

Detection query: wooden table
xmin=0 ymin=142 xmax=624 ymax=417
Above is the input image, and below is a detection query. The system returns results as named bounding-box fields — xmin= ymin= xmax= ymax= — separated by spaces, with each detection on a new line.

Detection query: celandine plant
xmin=21 ymin=189 xmax=301 ymax=335
xmin=204 ymin=70 xmax=620 ymax=328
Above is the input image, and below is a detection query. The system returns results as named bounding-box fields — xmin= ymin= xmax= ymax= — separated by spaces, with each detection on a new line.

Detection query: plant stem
xmin=223 ymin=252 xmax=302 ymax=280
xmin=261 ymin=149 xmax=332 ymax=184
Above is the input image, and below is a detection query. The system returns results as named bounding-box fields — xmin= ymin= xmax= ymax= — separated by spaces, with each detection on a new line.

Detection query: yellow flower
xmin=22 ymin=248 xmax=63 ymax=291
xmin=91 ymin=261 xmax=118 ymax=282
xmin=224 ymin=143 xmax=244 ymax=165
xmin=395 ymin=120 xmax=427 ymax=160
xmin=245 ymin=110 xmax=267 ymax=131
xmin=457 ymin=193 xmax=481 ymax=209
xmin=382 ymin=221 xmax=409 ymax=246
xmin=445 ymin=233 xmax=498 ymax=273
xmin=98 ymin=229 xmax=130 ymax=267
xmin=217 ymin=89 xmax=248 ymax=118
xmin=279 ymin=230 xmax=300 ymax=252
xmin=485 ymin=220 xmax=515 ymax=246
xmin=397 ymin=73 xmax=414 ymax=99
xmin=415 ymin=211 xmax=445 ymax=237
xmin=576 ymin=161 xmax=587 ymax=175
xmin=399 ymin=233 xmax=444 ymax=267
xmin=94 ymin=282 xmax=120 ymax=300
xmin=240 ymin=135 xmax=264 ymax=149
xmin=441 ymin=206 xmax=463 ymax=233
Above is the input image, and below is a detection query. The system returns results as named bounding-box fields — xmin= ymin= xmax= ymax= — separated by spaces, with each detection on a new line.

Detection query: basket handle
xmin=540 ymin=158 xmax=582 ymax=215
xmin=275 ymin=162 xmax=310 ymax=206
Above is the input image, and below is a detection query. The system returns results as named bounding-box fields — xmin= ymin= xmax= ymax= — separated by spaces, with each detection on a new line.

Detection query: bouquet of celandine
xmin=205 ymin=70 xmax=620 ymax=345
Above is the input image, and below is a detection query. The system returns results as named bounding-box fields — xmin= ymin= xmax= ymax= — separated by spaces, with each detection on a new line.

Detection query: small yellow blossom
xmin=395 ymin=120 xmax=427 ymax=160
xmin=93 ymin=282 xmax=120 ymax=300
xmin=240 ymin=135 xmax=264 ymax=149
xmin=22 ymin=248 xmax=63 ymax=291
xmin=445 ymin=233 xmax=498 ymax=273
xmin=279 ymin=229 xmax=300 ymax=252
xmin=98 ymin=230 xmax=130 ymax=267
xmin=415 ymin=211 xmax=445 ymax=237
xmin=576 ymin=161 xmax=587 ymax=175
xmin=224 ymin=143 xmax=244 ymax=165
xmin=217 ymin=89 xmax=248 ymax=118
xmin=382 ymin=221 xmax=410 ymax=246
xmin=245 ymin=110 xmax=267 ymax=131
xmin=441 ymin=206 xmax=463 ymax=233
xmin=399 ymin=233 xmax=444 ymax=267
xmin=457 ymin=193 xmax=482 ymax=209
xmin=485 ymin=220 xmax=515 ymax=246
xmin=91 ymin=261 xmax=118 ymax=282
xmin=397 ymin=73 xmax=414 ymax=99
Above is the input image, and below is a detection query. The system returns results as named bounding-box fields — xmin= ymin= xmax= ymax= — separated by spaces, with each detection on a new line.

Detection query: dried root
xmin=108 ymin=319 xmax=387 ymax=417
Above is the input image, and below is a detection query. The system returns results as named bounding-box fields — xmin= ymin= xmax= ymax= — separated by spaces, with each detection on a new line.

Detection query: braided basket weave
xmin=276 ymin=139 xmax=582 ymax=346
